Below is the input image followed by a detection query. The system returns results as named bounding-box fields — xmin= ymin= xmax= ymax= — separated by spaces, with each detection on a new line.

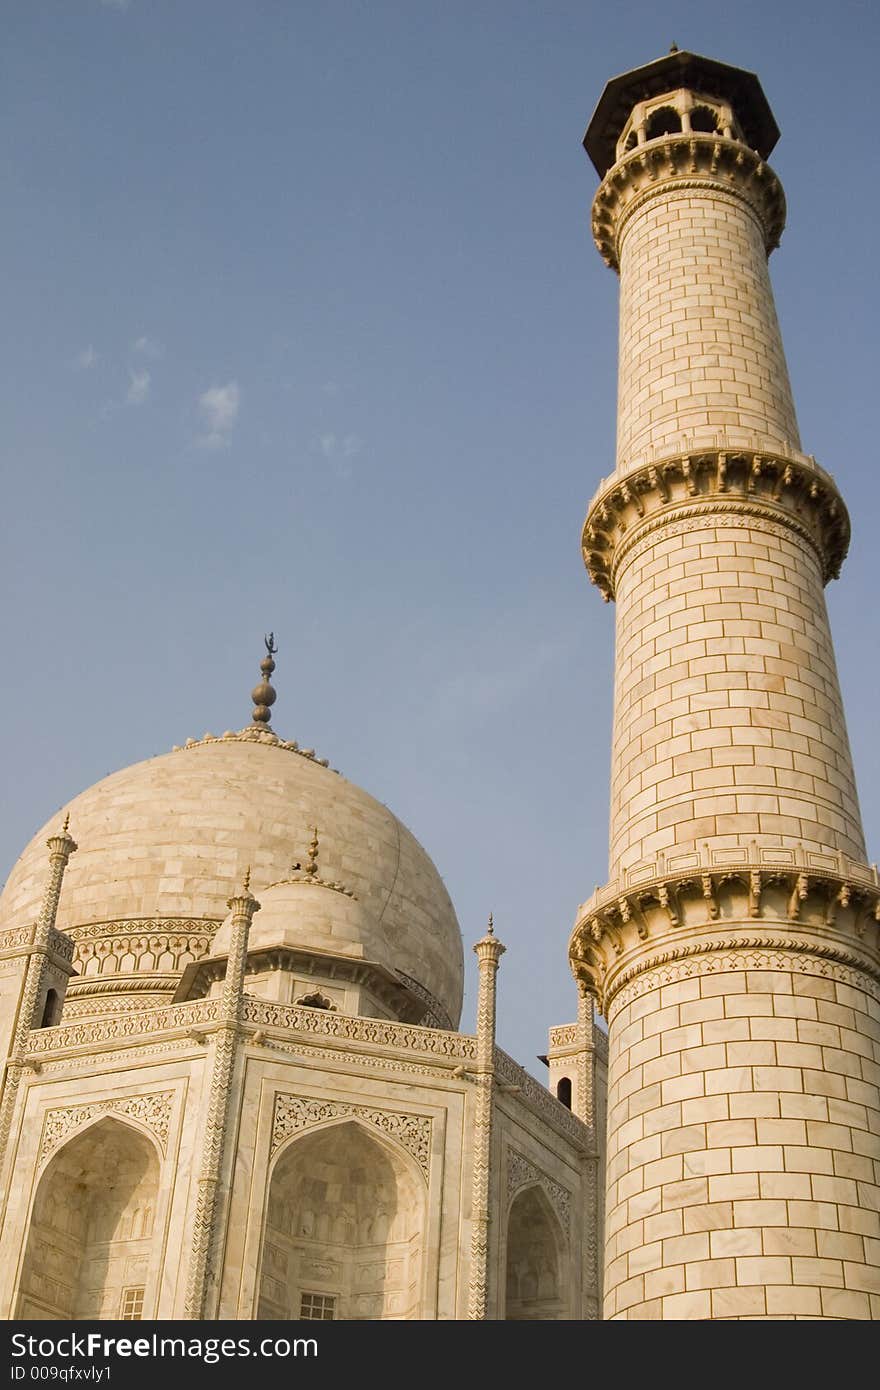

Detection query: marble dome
xmin=0 ymin=727 xmax=464 ymax=1028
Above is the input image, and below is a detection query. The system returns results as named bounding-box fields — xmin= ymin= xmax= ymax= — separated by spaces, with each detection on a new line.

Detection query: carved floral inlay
xmin=271 ymin=1094 xmax=431 ymax=1178
xmin=506 ymin=1149 xmax=572 ymax=1232
xmin=38 ymin=1090 xmax=175 ymax=1165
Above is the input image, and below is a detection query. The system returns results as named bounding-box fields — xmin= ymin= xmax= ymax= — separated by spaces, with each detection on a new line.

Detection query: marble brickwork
xmin=576 ymin=54 xmax=880 ymax=1319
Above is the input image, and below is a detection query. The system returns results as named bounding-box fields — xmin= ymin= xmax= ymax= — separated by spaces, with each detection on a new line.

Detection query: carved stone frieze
xmin=68 ymin=919 xmax=216 ymax=984
xmin=271 ymin=1093 xmax=431 ymax=1178
xmin=254 ymin=1038 xmax=466 ymax=1081
xmin=506 ymin=1149 xmax=572 ymax=1231
xmin=582 ymin=448 xmax=849 ymax=600
xmin=607 ymin=947 xmax=880 ymax=1024
xmin=66 ymin=917 xmax=218 ymax=945
xmin=548 ymin=1024 xmax=578 ymax=1050
xmin=591 ymin=135 xmax=786 ymax=270
xmin=37 ymin=1090 xmax=175 ymax=1166
xmin=59 ymin=992 xmax=178 ymax=1019
xmin=241 ymin=996 xmax=477 ymax=1060
xmin=26 ymin=998 xmax=220 ymax=1055
xmin=0 ymin=927 xmax=32 ymax=952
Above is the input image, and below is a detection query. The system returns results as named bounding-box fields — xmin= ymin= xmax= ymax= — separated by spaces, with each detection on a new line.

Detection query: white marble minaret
xmin=571 ymin=49 xmax=880 ymax=1320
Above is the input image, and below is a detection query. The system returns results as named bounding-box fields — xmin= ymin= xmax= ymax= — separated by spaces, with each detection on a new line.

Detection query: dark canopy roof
xmin=584 ymin=49 xmax=780 ymax=177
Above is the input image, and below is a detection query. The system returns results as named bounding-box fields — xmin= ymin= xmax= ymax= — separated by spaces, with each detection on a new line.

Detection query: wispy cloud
xmin=71 ymin=345 xmax=98 ymax=370
xmin=197 ymin=381 xmax=240 ymax=449
xmin=317 ymin=432 xmax=362 ymax=461
xmin=126 ymin=368 xmax=151 ymax=406
xmin=131 ymin=335 xmax=163 ymax=359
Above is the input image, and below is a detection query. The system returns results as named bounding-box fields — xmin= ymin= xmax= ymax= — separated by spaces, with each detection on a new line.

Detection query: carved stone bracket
xmin=570 ymin=857 xmax=880 ymax=1015
xmin=37 ymin=1089 xmax=175 ymax=1166
xmin=506 ymin=1148 xmax=572 ymax=1232
xmin=270 ymin=1093 xmax=431 ymax=1179
xmin=582 ymin=448 xmax=849 ymax=599
xmin=591 ymin=135 xmax=786 ymax=270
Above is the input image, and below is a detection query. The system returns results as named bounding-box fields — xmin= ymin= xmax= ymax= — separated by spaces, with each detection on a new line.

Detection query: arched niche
xmin=504 ymin=1184 xmax=568 ymax=1320
xmin=257 ymin=1119 xmax=426 ymax=1321
xmin=17 ymin=1117 xmax=160 ymax=1320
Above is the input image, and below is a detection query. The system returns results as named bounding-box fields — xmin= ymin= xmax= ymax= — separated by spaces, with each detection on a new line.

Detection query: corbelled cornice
xmin=569 ymin=851 xmax=880 ymax=1015
xmin=591 ymin=134 xmax=785 ymax=270
xmin=582 ymin=448 xmax=849 ymax=599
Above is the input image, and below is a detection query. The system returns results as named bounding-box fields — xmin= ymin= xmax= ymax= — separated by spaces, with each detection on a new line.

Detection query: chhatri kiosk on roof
xmin=0 ymin=635 xmax=603 ymax=1321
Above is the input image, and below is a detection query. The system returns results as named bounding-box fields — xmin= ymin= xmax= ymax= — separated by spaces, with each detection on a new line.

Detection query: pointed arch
xmin=504 ymin=1183 xmax=569 ymax=1320
xmin=259 ymin=1118 xmax=426 ymax=1320
xmin=17 ymin=1116 xmax=160 ymax=1320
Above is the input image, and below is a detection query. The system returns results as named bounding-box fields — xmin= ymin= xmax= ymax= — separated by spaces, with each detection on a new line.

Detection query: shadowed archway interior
xmin=504 ymin=1185 xmax=568 ymax=1320
xmin=258 ymin=1120 xmax=426 ymax=1320
xmin=17 ymin=1119 xmax=159 ymax=1320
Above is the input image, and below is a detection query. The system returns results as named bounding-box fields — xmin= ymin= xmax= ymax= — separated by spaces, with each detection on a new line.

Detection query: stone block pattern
xmin=609 ymin=513 xmax=865 ymax=874
xmin=603 ymin=958 xmax=880 ymax=1319
xmin=616 ymin=189 xmax=800 ymax=472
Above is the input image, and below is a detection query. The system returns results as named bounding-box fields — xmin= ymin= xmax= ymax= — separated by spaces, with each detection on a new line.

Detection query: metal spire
xmin=251 ymin=632 xmax=278 ymax=726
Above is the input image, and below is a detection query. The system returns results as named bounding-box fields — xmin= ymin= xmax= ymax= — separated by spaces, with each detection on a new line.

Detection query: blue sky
xmin=2 ymin=1 xmax=878 ymax=1072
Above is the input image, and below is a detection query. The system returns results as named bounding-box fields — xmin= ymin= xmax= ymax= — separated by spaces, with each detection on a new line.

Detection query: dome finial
xmin=306 ymin=826 xmax=319 ymax=879
xmin=669 ymin=41 xmax=679 ymax=52
xmin=251 ymin=632 xmax=278 ymax=726
xmin=487 ymin=911 xmax=494 ymax=936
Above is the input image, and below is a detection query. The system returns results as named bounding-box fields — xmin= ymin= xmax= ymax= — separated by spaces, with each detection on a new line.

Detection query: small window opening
xmin=120 ymin=1286 xmax=145 ymax=1320
xmin=556 ymin=1076 xmax=573 ymax=1110
xmin=646 ymin=106 xmax=681 ymax=139
xmin=300 ymin=1291 xmax=336 ymax=1320
xmin=624 ymin=129 xmax=638 ymax=152
xmin=39 ymin=989 xmax=59 ymax=1029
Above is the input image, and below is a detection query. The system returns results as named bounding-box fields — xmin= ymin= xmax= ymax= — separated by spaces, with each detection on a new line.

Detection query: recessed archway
xmin=504 ymin=1184 xmax=568 ymax=1320
xmin=17 ymin=1117 xmax=160 ymax=1320
xmin=257 ymin=1120 xmax=426 ymax=1321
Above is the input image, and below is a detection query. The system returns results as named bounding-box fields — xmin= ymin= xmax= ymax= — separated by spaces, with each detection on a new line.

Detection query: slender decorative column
xmin=576 ymin=982 xmax=603 ymax=1319
xmin=467 ymin=914 xmax=505 ymax=1320
xmin=0 ymin=817 xmax=77 ymax=1179
xmin=575 ymin=983 xmax=596 ymax=1131
xmin=184 ymin=868 xmax=259 ymax=1320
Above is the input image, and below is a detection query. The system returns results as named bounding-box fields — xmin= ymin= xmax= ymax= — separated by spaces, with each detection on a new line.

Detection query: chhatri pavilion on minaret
xmin=571 ymin=48 xmax=880 ymax=1319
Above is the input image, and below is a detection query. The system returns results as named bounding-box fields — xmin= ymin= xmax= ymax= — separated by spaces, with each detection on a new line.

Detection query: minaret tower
xmin=571 ymin=50 xmax=880 ymax=1320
